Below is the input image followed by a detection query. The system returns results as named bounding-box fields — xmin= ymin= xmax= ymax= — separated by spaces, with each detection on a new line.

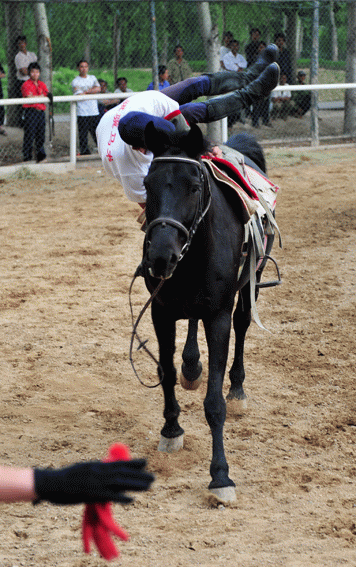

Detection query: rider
xmin=96 ymin=45 xmax=279 ymax=208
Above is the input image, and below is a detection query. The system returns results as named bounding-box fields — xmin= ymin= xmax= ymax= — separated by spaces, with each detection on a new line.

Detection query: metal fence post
xmin=310 ymin=0 xmax=319 ymax=147
xmin=70 ymin=101 xmax=77 ymax=166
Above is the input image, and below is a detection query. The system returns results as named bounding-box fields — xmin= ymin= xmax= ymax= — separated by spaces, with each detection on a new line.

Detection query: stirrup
xmin=256 ymin=255 xmax=282 ymax=288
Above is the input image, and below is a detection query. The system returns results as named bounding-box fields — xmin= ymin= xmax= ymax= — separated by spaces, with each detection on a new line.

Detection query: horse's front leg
xmin=180 ymin=318 xmax=203 ymax=390
xmin=151 ymin=301 xmax=184 ymax=453
xmin=203 ymin=310 xmax=236 ymax=502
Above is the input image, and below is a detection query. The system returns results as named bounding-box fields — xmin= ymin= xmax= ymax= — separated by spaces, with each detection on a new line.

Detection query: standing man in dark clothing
xmin=245 ymin=28 xmax=261 ymax=68
xmin=274 ymin=32 xmax=292 ymax=84
xmin=167 ymin=45 xmax=192 ymax=85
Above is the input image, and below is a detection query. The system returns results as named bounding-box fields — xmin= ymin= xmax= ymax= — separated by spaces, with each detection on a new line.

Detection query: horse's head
xmin=143 ymin=121 xmax=209 ymax=280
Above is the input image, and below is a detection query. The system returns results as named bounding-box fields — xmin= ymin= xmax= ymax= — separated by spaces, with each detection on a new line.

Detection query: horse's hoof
xmin=226 ymin=395 xmax=248 ymax=411
xmin=209 ymin=486 xmax=236 ymax=503
xmin=158 ymin=433 xmax=184 ymax=453
xmin=180 ymin=372 xmax=203 ymax=390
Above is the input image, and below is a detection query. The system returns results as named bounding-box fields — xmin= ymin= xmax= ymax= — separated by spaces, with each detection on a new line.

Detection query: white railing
xmin=1 ymin=82 xmax=356 ymax=168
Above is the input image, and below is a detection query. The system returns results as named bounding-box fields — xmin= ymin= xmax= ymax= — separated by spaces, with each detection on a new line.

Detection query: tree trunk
xmin=310 ymin=0 xmax=319 ymax=146
xmin=33 ymin=2 xmax=52 ymax=156
xmin=113 ymin=13 xmax=121 ymax=81
xmin=329 ymin=0 xmax=338 ymax=62
xmin=344 ymin=2 xmax=356 ymax=136
xmin=4 ymin=1 xmax=25 ymax=126
xmin=160 ymin=1 xmax=168 ymax=65
xmin=33 ymin=3 xmax=51 ymax=90
xmin=285 ymin=7 xmax=298 ymax=83
xmin=196 ymin=2 xmax=222 ymax=143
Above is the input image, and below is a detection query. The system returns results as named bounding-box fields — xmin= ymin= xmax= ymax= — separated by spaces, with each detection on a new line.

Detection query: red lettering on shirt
xmin=106 ymin=150 xmax=113 ymax=162
xmin=108 ymin=132 xmax=116 ymax=146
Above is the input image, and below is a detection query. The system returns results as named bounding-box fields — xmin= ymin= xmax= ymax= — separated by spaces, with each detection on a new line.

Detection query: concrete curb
xmin=0 ymin=161 xmax=76 ymax=177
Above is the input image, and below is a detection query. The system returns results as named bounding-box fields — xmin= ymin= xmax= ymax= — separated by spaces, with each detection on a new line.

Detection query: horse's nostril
xmin=170 ymin=253 xmax=178 ymax=265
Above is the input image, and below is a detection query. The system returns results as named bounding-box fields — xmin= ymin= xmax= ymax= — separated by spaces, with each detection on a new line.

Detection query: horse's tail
xmin=224 ymin=132 xmax=266 ymax=174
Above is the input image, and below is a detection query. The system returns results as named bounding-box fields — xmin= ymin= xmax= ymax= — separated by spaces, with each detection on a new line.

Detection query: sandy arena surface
xmin=0 ymin=145 xmax=356 ymax=566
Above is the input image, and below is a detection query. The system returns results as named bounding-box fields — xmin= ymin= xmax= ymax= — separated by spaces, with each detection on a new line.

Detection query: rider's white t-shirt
xmin=96 ymin=90 xmax=179 ymax=203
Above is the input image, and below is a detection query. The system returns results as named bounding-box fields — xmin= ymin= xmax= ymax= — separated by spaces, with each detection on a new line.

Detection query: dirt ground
xmin=0 ymin=144 xmax=356 ymax=567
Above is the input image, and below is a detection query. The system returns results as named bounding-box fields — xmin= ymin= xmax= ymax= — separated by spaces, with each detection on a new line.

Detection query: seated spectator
xmin=114 ymin=77 xmax=133 ymax=103
xmin=167 ymin=45 xmax=192 ymax=84
xmin=222 ymin=40 xmax=247 ymax=72
xmin=291 ymin=70 xmax=311 ymax=117
xmin=21 ymin=62 xmax=49 ymax=163
xmin=220 ymin=31 xmax=234 ymax=69
xmin=271 ymin=72 xmax=292 ymax=120
xmin=98 ymin=79 xmax=116 ymax=116
xmin=147 ymin=65 xmax=170 ymax=91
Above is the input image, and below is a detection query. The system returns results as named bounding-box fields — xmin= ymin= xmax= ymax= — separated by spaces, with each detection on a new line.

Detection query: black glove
xmin=47 ymin=92 xmax=53 ymax=104
xmin=34 ymin=459 xmax=154 ymax=505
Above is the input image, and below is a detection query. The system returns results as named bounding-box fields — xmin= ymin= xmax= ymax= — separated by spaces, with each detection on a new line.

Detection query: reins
xmin=129 ymin=268 xmax=165 ymax=388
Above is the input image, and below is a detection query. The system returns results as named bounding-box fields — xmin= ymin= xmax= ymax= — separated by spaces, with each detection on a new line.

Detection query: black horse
xmin=139 ymin=123 xmax=279 ymax=502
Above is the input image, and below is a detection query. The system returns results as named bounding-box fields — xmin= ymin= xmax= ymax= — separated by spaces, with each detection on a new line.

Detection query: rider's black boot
xmin=207 ymin=44 xmax=279 ymax=96
xmin=205 ymin=63 xmax=280 ymax=122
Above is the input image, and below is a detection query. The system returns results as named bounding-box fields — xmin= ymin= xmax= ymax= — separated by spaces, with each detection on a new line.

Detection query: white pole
xmin=70 ymin=101 xmax=77 ymax=166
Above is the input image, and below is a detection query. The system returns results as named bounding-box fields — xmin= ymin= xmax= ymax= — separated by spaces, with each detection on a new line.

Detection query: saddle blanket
xmin=202 ymin=156 xmax=279 ymax=224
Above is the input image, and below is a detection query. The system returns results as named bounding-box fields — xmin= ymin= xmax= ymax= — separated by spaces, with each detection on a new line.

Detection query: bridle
xmin=145 ymin=156 xmax=212 ymax=264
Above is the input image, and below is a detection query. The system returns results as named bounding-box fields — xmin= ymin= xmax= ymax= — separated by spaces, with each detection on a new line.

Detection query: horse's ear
xmin=180 ymin=124 xmax=205 ymax=158
xmin=144 ymin=121 xmax=171 ymax=156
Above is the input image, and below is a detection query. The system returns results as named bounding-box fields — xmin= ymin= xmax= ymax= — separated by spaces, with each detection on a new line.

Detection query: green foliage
xmin=298 ymin=58 xmax=346 ymax=71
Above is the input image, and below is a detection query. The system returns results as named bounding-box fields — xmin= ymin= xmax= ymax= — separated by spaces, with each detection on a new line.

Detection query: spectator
xmin=147 ymin=65 xmax=170 ymax=91
xmin=72 ymin=59 xmax=100 ymax=156
xmin=167 ymin=45 xmax=192 ymax=85
xmin=274 ymin=32 xmax=292 ymax=83
xmin=21 ymin=62 xmax=49 ymax=163
xmin=222 ymin=40 xmax=247 ymax=72
xmin=0 ymin=63 xmax=6 ymax=135
xmin=251 ymin=41 xmax=272 ymax=128
xmin=245 ymin=28 xmax=261 ymax=68
xmin=271 ymin=72 xmax=292 ymax=120
xmin=220 ymin=31 xmax=234 ymax=69
xmin=114 ymin=77 xmax=133 ymax=104
xmin=14 ymin=35 xmax=38 ymax=93
xmin=98 ymin=79 xmax=116 ymax=117
xmin=14 ymin=35 xmax=38 ymax=127
xmin=223 ymin=40 xmax=249 ymax=126
xmin=292 ymin=70 xmax=311 ymax=117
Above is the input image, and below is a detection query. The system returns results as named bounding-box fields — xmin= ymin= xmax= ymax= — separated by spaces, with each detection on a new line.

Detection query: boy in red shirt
xmin=21 ymin=62 xmax=49 ymax=163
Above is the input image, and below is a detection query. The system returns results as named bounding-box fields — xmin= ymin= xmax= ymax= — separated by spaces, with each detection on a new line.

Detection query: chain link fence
xmin=0 ymin=0 xmax=355 ymax=166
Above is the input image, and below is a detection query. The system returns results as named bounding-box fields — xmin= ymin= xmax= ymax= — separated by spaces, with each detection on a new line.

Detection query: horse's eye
xmin=191 ymin=184 xmax=201 ymax=194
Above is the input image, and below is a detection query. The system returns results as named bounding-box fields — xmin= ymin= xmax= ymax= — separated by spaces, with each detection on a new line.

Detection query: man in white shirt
xmin=219 ymin=31 xmax=233 ymax=69
xmin=14 ymin=35 xmax=37 ymax=126
xmin=72 ymin=60 xmax=100 ymax=155
xmin=222 ymin=40 xmax=247 ymax=72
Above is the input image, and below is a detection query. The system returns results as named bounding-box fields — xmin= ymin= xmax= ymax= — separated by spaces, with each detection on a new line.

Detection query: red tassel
xmin=82 ymin=444 xmax=131 ymax=560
